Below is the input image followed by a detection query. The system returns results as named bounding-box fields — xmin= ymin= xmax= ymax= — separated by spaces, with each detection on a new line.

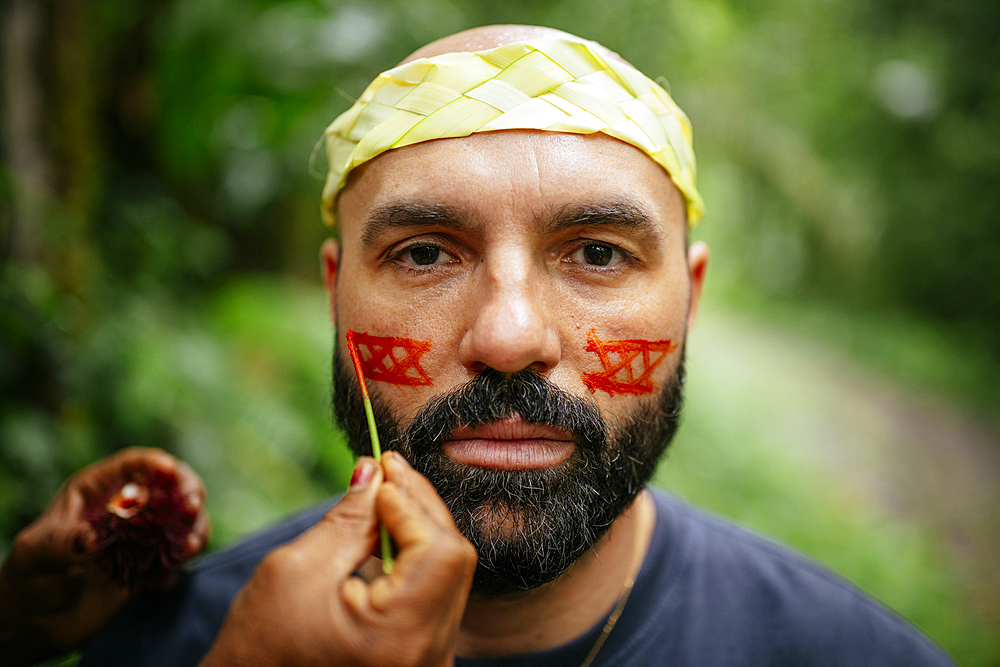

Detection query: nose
xmin=458 ymin=253 xmax=561 ymax=375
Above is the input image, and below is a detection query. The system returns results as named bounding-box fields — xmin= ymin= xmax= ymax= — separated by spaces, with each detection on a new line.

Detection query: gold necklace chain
xmin=577 ymin=572 xmax=637 ymax=667
xmin=578 ymin=493 xmax=650 ymax=667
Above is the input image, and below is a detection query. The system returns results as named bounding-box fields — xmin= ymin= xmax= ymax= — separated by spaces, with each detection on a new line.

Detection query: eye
xmin=571 ymin=242 xmax=626 ymax=267
xmin=390 ymin=242 xmax=456 ymax=270
xmin=408 ymin=245 xmax=441 ymax=265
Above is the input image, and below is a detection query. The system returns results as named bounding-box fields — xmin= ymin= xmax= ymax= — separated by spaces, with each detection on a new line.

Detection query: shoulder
xmin=612 ymin=490 xmax=954 ymax=667
xmin=80 ymin=498 xmax=337 ymax=667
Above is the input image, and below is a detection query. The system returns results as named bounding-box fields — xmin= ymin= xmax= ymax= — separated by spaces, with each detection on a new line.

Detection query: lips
xmin=442 ymin=416 xmax=575 ymax=470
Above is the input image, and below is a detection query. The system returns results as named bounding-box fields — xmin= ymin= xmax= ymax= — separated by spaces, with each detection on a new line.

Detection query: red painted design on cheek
xmin=582 ymin=329 xmax=678 ymax=396
xmin=351 ymin=331 xmax=433 ymax=387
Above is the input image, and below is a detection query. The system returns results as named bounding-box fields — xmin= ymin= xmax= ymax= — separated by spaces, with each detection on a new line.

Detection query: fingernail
xmin=349 ymin=458 xmax=375 ymax=491
xmin=390 ymin=451 xmax=411 ymax=468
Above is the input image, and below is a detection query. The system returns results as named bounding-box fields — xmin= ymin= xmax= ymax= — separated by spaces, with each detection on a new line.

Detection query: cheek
xmin=580 ymin=328 xmax=678 ymax=397
xmin=349 ymin=331 xmax=434 ymax=387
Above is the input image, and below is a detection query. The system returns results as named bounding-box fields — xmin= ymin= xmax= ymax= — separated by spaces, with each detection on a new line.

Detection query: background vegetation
xmin=1 ymin=0 xmax=997 ymax=663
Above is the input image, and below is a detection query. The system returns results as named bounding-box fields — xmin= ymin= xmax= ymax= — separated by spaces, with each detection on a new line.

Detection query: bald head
xmin=401 ymin=25 xmax=629 ymax=67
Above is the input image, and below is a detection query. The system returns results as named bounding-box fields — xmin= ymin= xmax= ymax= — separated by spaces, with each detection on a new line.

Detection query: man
xmin=1 ymin=25 xmax=952 ymax=666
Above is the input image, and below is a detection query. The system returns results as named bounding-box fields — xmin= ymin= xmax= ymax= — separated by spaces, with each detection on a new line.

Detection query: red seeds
xmin=83 ymin=468 xmax=197 ymax=590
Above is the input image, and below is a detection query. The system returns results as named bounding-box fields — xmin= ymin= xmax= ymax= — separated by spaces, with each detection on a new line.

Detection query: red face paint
xmin=350 ymin=331 xmax=433 ymax=387
xmin=582 ymin=329 xmax=678 ymax=396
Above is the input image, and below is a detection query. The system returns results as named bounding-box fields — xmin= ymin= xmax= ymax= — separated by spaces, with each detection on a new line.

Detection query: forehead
xmin=336 ymin=131 xmax=686 ymax=238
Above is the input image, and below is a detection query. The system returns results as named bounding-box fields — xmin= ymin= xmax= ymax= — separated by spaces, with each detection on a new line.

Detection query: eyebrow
xmin=360 ymin=199 xmax=669 ymax=248
xmin=360 ymin=202 xmax=484 ymax=248
xmin=543 ymin=201 xmax=667 ymax=247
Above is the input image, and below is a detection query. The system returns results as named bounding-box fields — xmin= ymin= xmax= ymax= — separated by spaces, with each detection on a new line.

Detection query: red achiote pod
xmin=83 ymin=467 xmax=197 ymax=590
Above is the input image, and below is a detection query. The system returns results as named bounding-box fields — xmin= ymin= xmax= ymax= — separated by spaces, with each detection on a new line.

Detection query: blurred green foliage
xmin=659 ymin=310 xmax=1000 ymax=665
xmin=1 ymin=0 xmax=998 ymax=663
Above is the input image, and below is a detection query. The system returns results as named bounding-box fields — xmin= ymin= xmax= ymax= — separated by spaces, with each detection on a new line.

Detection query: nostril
xmin=466 ymin=360 xmax=488 ymax=374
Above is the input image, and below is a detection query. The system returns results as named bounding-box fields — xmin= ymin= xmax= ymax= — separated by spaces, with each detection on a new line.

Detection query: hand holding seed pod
xmin=83 ymin=463 xmax=205 ymax=590
xmin=0 ymin=447 xmax=209 ymax=667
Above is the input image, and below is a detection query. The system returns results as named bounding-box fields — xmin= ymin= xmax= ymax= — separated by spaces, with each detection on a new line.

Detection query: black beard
xmin=332 ymin=347 xmax=685 ymax=596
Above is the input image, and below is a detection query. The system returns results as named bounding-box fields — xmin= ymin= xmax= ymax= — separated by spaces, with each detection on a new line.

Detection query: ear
xmin=320 ymin=238 xmax=340 ymax=325
xmin=686 ymin=241 xmax=709 ymax=333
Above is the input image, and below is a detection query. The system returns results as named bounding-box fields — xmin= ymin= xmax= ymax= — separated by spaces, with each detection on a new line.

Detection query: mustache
xmin=400 ymin=367 xmax=609 ymax=457
xmin=332 ymin=343 xmax=687 ymax=595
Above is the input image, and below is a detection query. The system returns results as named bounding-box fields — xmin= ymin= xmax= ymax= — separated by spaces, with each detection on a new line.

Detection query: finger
xmin=72 ymin=447 xmax=175 ymax=504
xmin=76 ymin=449 xmax=205 ymax=528
xmin=382 ymin=452 xmax=457 ymax=530
xmin=184 ymin=507 xmax=211 ymax=559
xmin=375 ymin=481 xmax=433 ymax=554
xmin=116 ymin=446 xmax=179 ymax=475
xmin=172 ymin=459 xmax=207 ymax=517
xmin=375 ymin=458 xmax=476 ymax=584
xmin=370 ymin=481 xmax=476 ymax=611
xmin=63 ymin=488 xmax=98 ymax=562
xmin=18 ymin=485 xmax=95 ymax=566
xmin=375 ymin=481 xmax=469 ymax=561
xmin=291 ymin=457 xmax=384 ymax=581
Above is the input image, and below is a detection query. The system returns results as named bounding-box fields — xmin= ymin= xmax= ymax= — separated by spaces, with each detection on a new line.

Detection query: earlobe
xmin=320 ymin=238 xmax=340 ymax=324
xmin=686 ymin=242 xmax=709 ymax=333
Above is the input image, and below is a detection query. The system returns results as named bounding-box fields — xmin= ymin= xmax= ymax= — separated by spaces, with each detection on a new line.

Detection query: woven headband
xmin=322 ymin=37 xmax=705 ymax=227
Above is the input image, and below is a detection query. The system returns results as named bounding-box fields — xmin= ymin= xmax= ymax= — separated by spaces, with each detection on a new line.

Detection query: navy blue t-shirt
xmin=81 ymin=490 xmax=953 ymax=666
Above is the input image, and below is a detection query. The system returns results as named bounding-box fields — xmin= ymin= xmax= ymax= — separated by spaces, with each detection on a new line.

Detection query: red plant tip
xmin=84 ymin=468 xmax=198 ymax=591
xmin=106 ymin=482 xmax=149 ymax=519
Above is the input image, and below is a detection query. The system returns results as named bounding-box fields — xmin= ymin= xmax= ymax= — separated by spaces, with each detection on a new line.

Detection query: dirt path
xmin=690 ymin=308 xmax=1000 ymax=627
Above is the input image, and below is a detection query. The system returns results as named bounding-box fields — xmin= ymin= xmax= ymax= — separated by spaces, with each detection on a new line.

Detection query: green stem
xmin=361 ymin=392 xmax=382 ymax=461
xmin=346 ymin=330 xmax=394 ymax=574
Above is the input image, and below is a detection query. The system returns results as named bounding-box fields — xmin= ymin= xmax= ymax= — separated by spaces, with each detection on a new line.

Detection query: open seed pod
xmin=83 ymin=467 xmax=197 ymax=590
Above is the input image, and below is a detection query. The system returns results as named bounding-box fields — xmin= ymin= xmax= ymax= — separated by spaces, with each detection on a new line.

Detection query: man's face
xmin=325 ymin=130 xmax=707 ymax=593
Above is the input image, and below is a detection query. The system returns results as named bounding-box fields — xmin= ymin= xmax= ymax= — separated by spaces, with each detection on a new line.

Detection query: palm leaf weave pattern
xmin=322 ymin=37 xmax=705 ymax=227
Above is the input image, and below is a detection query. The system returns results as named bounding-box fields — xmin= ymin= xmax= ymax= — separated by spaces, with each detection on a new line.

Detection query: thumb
xmin=293 ymin=457 xmax=383 ymax=580
xmin=10 ymin=488 xmax=92 ymax=572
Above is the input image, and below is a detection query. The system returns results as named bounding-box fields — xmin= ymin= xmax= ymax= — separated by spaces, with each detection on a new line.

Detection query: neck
xmin=454 ymin=489 xmax=655 ymax=659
